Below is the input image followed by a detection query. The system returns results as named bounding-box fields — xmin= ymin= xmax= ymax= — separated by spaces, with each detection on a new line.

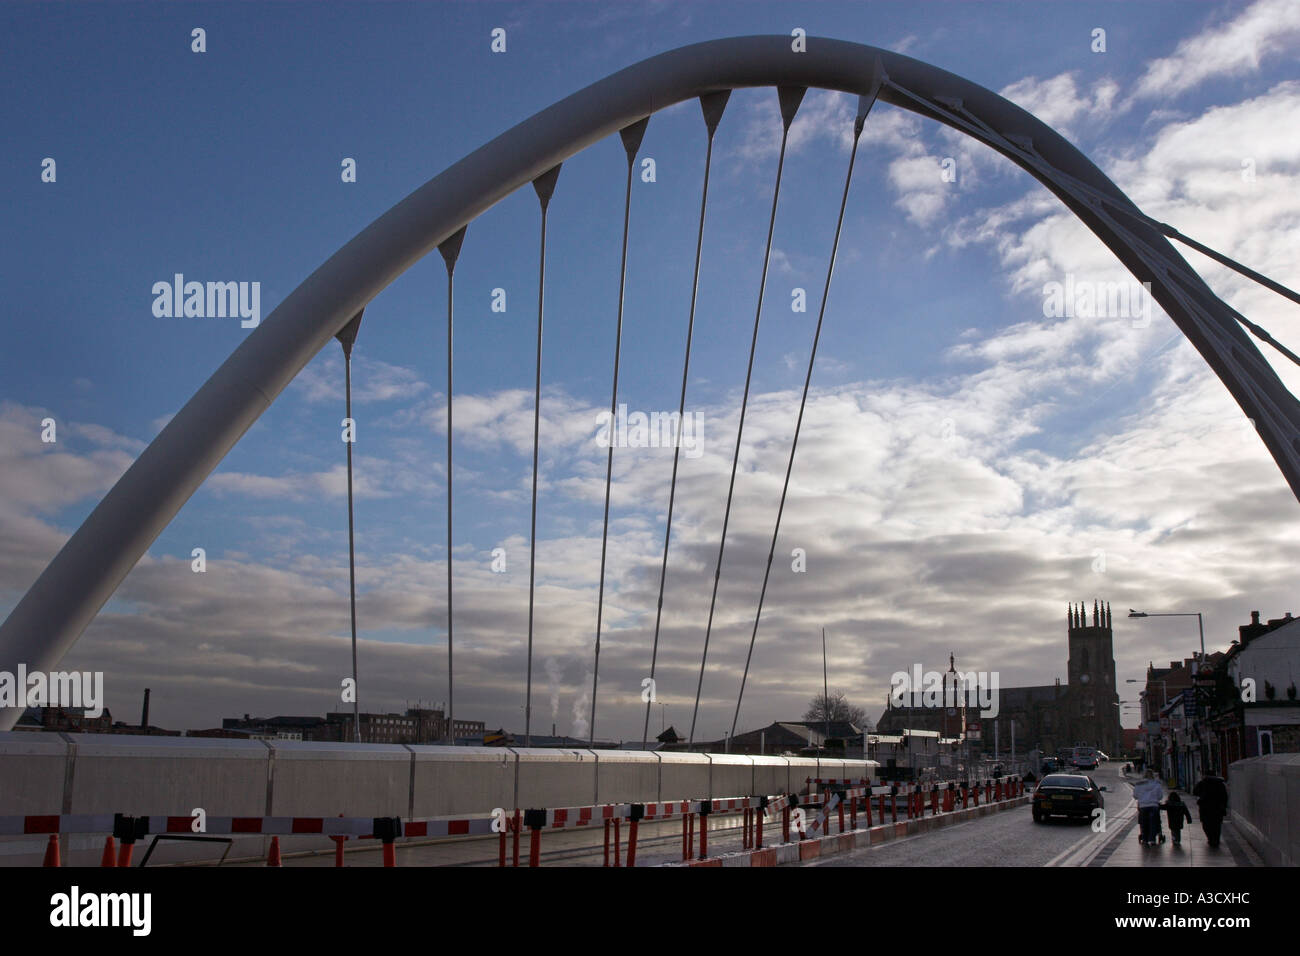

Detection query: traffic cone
xmin=266 ymin=835 xmax=282 ymax=867
xmin=100 ymin=836 xmax=116 ymax=867
xmin=42 ymin=834 xmax=60 ymax=867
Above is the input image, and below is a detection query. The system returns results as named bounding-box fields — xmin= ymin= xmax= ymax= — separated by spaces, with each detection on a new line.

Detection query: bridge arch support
xmin=3 ymin=36 xmax=1298 ymax=730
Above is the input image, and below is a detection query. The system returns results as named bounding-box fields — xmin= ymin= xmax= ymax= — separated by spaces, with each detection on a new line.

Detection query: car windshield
xmin=1040 ymin=775 xmax=1090 ymax=789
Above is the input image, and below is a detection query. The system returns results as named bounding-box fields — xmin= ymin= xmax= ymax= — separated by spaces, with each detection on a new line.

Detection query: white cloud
xmin=1130 ymin=0 xmax=1300 ymax=103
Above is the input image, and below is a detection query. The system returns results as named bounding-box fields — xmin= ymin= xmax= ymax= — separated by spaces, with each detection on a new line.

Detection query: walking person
xmin=1160 ymin=791 xmax=1193 ymax=846
xmin=1133 ymin=769 xmax=1165 ymax=846
xmin=1192 ymin=770 xmax=1229 ymax=848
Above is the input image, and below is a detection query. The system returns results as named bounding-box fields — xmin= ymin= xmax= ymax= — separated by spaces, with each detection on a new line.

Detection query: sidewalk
xmin=1100 ymin=781 xmax=1263 ymax=867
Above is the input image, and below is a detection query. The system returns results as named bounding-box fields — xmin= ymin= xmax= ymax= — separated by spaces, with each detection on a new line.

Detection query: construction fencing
xmin=9 ymin=774 xmax=1025 ymax=867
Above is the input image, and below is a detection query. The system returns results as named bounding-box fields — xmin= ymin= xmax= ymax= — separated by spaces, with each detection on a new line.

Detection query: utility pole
xmin=822 ymin=627 xmax=830 ymax=744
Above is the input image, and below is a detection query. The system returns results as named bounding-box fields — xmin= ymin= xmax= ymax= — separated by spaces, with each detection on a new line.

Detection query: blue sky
xmin=4 ymin=0 xmax=1300 ymax=742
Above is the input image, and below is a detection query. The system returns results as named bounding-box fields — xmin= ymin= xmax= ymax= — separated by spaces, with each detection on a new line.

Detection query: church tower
xmin=1066 ymin=601 xmax=1121 ymax=754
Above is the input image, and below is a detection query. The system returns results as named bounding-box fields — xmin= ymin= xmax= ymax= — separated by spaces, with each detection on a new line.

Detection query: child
xmin=1160 ymin=791 xmax=1193 ymax=846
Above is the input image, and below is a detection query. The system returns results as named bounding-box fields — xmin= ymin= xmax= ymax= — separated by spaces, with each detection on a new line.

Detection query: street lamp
xmin=1128 ymin=609 xmax=1205 ymax=661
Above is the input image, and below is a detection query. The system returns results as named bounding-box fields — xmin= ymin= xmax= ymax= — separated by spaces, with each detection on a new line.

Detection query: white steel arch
xmin=3 ymin=36 xmax=1298 ymax=730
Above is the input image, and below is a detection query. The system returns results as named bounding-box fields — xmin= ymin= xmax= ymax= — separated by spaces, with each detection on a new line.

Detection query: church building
xmin=876 ymin=600 xmax=1122 ymax=757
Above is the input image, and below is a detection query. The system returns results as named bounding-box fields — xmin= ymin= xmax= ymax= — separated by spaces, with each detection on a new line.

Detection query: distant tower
xmin=1066 ymin=601 xmax=1120 ymax=754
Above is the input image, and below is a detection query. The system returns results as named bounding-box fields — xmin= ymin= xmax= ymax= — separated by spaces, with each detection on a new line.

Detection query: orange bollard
xmin=266 ymin=835 xmax=282 ymax=867
xmin=100 ymin=836 xmax=116 ymax=868
xmin=381 ymin=841 xmax=396 ymax=867
xmin=613 ymin=817 xmax=621 ymax=867
xmin=42 ymin=834 xmax=60 ymax=868
xmin=116 ymin=841 xmax=134 ymax=868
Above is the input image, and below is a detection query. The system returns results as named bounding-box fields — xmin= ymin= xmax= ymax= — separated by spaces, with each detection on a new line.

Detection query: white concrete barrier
xmin=0 ymin=732 xmax=876 ymax=866
xmin=1228 ymin=753 xmax=1300 ymax=867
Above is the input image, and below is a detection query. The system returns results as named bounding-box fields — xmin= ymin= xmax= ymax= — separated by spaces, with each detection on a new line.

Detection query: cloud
xmin=998 ymin=72 xmax=1119 ymax=139
xmin=1130 ymin=0 xmax=1300 ymax=103
xmin=292 ymin=351 xmax=431 ymax=405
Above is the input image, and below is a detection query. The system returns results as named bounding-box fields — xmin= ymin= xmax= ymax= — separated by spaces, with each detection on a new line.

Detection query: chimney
xmin=552 ymin=723 xmax=556 ymax=738
xmin=1240 ymin=610 xmax=1270 ymax=646
xmin=140 ymin=688 xmax=150 ymax=731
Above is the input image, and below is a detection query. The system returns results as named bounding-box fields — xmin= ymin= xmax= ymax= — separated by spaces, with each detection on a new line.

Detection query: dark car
xmin=1040 ymin=758 xmax=1062 ymax=775
xmin=1032 ymin=773 xmax=1105 ymax=823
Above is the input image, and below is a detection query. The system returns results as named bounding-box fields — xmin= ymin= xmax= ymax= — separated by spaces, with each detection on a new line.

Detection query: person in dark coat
xmin=1192 ymin=771 xmax=1229 ymax=848
xmin=1160 ymin=792 xmax=1193 ymax=846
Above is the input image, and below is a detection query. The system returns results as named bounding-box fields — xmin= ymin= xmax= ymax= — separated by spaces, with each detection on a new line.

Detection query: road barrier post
xmin=512 ymin=809 xmax=521 ymax=867
xmin=523 ymin=808 xmax=546 ymax=867
xmin=626 ymin=804 xmax=643 ymax=867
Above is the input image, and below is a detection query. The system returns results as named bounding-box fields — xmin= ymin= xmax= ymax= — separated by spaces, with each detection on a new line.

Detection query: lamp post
xmin=1128 ymin=609 xmax=1205 ymax=661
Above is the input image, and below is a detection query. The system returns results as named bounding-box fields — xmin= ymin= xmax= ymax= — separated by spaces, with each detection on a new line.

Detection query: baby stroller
xmin=1138 ymin=807 xmax=1166 ymax=845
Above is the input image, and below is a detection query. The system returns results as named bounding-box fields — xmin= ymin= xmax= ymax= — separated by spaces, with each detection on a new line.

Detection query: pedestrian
xmin=1192 ymin=770 xmax=1229 ymax=849
xmin=1160 ymin=791 xmax=1193 ymax=846
xmin=1133 ymin=769 xmax=1165 ymax=846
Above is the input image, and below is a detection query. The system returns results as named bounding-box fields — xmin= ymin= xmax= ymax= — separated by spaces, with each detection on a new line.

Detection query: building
xmin=687 ymin=720 xmax=867 ymax=756
xmin=877 ymin=600 xmax=1122 ymax=758
xmin=1136 ymin=656 xmax=1199 ymax=786
xmin=1203 ymin=611 xmax=1300 ymax=776
xmin=13 ymin=705 xmax=114 ymax=734
xmin=211 ymin=708 xmax=485 ymax=744
xmin=14 ymin=706 xmax=181 ymax=736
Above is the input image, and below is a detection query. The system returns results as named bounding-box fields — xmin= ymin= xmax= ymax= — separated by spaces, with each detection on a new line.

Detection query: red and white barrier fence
xmin=9 ymin=775 xmax=1023 ymax=869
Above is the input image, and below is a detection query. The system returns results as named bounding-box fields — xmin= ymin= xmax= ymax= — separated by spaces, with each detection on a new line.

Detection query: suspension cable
xmin=640 ymin=91 xmax=730 ymax=751
xmin=731 ymin=92 xmax=876 ymax=739
xmin=590 ymin=118 xmax=649 ymax=747
xmin=526 ymin=165 xmax=561 ymax=748
xmin=688 ymin=86 xmax=806 ymax=747
xmin=438 ymin=226 xmax=466 ymax=745
xmin=336 ymin=309 xmax=364 ymax=743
